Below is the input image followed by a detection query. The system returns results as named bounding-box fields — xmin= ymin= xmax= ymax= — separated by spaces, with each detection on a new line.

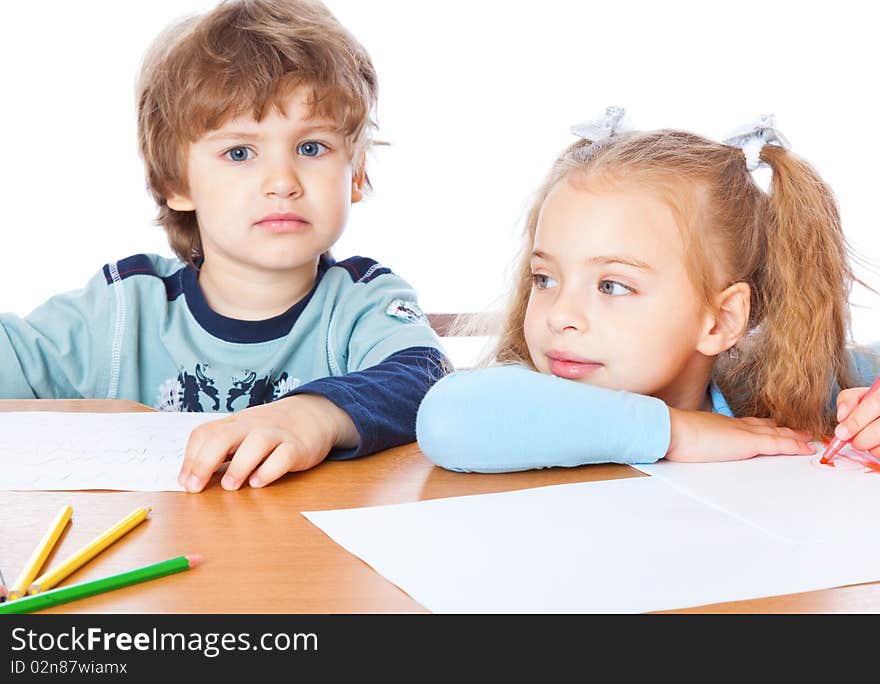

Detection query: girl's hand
xmin=833 ymin=386 xmax=880 ymax=459
xmin=666 ymin=408 xmax=816 ymax=462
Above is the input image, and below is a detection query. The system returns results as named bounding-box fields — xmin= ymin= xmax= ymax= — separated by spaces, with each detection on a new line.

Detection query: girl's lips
xmin=546 ymin=354 xmax=602 ymax=380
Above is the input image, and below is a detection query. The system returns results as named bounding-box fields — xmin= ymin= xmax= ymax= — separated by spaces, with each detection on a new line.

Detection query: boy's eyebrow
xmin=298 ymin=122 xmax=342 ymax=135
xmin=203 ymin=122 xmax=341 ymax=142
xmin=204 ymin=131 xmax=262 ymax=142
xmin=530 ymin=250 xmax=653 ymax=271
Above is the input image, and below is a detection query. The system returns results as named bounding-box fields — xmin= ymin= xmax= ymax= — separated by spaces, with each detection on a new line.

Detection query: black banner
xmin=0 ymin=613 xmax=847 ymax=678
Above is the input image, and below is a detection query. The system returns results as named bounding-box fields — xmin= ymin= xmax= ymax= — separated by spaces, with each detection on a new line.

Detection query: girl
xmin=416 ymin=109 xmax=880 ymax=472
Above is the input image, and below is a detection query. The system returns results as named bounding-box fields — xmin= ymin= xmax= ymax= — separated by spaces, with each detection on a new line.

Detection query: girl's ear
xmin=697 ymin=282 xmax=751 ymax=357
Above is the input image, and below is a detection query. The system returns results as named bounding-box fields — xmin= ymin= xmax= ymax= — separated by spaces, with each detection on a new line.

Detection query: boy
xmin=0 ymin=0 xmax=447 ymax=492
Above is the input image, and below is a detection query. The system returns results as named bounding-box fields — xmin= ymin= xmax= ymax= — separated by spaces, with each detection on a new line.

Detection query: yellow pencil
xmin=29 ymin=505 xmax=152 ymax=595
xmin=8 ymin=504 xmax=73 ymax=601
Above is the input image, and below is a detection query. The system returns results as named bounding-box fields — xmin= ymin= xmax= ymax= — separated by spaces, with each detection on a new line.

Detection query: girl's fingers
xmin=740 ymin=417 xmax=777 ymax=427
xmin=836 ymin=387 xmax=869 ymax=422
xmin=776 ymin=427 xmax=815 ymax=442
xmin=849 ymin=419 xmax=880 ymax=453
xmin=742 ymin=423 xmax=813 ymax=442
xmin=835 ymin=389 xmax=880 ymax=442
xmin=760 ymin=435 xmax=815 ymax=457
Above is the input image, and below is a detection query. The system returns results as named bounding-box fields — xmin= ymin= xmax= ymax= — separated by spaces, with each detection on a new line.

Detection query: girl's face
xmin=524 ymin=176 xmax=712 ymax=406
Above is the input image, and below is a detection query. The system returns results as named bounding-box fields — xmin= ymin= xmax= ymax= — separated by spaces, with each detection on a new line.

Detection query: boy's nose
xmin=263 ymin=162 xmax=303 ymax=199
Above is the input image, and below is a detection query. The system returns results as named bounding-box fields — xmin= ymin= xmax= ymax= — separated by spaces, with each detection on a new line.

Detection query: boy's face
xmin=168 ymin=85 xmax=364 ymax=276
xmin=523 ymin=177 xmax=712 ymax=406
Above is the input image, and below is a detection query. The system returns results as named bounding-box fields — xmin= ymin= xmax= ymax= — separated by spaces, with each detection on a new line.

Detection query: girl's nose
xmin=547 ymin=292 xmax=587 ymax=334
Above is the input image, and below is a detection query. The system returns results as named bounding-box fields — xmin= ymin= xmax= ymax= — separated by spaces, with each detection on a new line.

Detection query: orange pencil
xmin=821 ymin=375 xmax=880 ymax=464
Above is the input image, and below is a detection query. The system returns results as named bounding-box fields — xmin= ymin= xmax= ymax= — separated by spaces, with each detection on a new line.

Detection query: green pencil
xmin=0 ymin=554 xmax=202 ymax=614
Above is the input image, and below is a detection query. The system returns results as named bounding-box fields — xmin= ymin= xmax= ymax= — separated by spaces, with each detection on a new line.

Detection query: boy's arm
xmin=282 ymin=345 xmax=448 ymax=459
xmin=0 ymin=323 xmax=39 ymax=398
xmin=280 ymin=265 xmax=449 ymax=459
xmin=0 ymin=270 xmax=113 ymax=399
xmin=416 ymin=365 xmax=671 ymax=473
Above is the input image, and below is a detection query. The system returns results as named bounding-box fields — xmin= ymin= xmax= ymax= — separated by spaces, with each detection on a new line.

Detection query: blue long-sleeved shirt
xmin=1 ymin=253 xmax=449 ymax=459
xmin=416 ymin=353 xmax=879 ymax=473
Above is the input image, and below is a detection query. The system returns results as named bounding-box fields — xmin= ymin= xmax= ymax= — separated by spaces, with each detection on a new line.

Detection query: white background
xmin=2 ymin=1 xmax=878 ymax=343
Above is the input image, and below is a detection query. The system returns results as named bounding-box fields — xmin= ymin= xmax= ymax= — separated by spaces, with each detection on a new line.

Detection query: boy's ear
xmin=696 ymin=282 xmax=751 ymax=357
xmin=350 ymin=164 xmax=366 ymax=204
xmin=166 ymin=191 xmax=195 ymax=212
xmin=165 ymin=186 xmax=196 ymax=211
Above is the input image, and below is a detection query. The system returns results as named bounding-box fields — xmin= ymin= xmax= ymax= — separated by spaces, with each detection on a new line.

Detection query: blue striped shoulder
xmin=102 ymin=254 xmax=188 ymax=302
xmin=329 ymin=256 xmax=392 ymax=284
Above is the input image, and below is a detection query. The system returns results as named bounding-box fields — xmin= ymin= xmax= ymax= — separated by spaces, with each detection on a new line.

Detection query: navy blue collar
xmin=182 ymin=254 xmax=335 ymax=343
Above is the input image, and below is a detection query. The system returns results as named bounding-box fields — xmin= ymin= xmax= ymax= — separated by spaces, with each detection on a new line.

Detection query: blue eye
xmin=297 ymin=141 xmax=329 ymax=157
xmin=531 ymin=274 xmax=558 ymax=290
xmin=599 ymin=279 xmax=632 ymax=296
xmin=224 ymin=146 xmax=254 ymax=162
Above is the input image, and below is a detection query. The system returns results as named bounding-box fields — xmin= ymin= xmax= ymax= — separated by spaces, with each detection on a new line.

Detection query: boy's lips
xmin=255 ymin=213 xmax=310 ymax=234
xmin=545 ymin=350 xmax=603 ymax=380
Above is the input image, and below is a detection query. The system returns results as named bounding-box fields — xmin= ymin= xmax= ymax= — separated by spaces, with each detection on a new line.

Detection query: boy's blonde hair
xmin=136 ymin=0 xmax=378 ymax=266
xmin=490 ymin=129 xmax=869 ymax=439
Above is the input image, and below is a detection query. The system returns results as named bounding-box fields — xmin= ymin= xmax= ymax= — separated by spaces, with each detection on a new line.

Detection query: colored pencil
xmin=0 ymin=566 xmax=6 ymax=602
xmin=7 ymin=504 xmax=73 ymax=601
xmin=0 ymin=554 xmax=201 ymax=614
xmin=29 ymin=505 xmax=152 ymax=594
xmin=821 ymin=375 xmax=880 ymax=464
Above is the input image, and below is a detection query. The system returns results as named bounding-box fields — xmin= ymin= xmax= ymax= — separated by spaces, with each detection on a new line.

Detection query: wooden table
xmin=2 ymin=400 xmax=879 ymax=613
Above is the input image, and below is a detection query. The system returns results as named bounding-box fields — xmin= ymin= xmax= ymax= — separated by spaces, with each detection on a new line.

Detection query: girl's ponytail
xmin=725 ymin=145 xmax=856 ymax=438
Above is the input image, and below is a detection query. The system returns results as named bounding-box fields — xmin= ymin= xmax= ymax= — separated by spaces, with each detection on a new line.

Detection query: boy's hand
xmin=833 ymin=386 xmax=880 ymax=458
xmin=666 ymin=408 xmax=816 ymax=462
xmin=178 ymin=394 xmax=358 ymax=492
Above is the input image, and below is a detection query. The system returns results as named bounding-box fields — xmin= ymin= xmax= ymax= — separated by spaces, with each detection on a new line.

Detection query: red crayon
xmin=820 ymin=375 xmax=880 ymax=465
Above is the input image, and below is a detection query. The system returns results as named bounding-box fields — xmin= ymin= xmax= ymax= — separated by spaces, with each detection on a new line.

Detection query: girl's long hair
xmin=487 ymin=130 xmax=870 ymax=439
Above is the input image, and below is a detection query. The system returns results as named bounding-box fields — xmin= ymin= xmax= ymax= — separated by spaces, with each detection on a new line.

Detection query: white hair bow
xmin=722 ymin=114 xmax=791 ymax=171
xmin=570 ymin=106 xmax=631 ymax=142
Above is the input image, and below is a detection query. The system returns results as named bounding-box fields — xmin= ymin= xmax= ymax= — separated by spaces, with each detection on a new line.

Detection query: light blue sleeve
xmin=824 ymin=344 xmax=880 ymax=408
xmin=335 ymin=271 xmax=446 ymax=372
xmin=0 ymin=269 xmax=113 ymax=399
xmin=850 ymin=343 xmax=880 ymax=386
xmin=416 ymin=364 xmax=671 ymax=473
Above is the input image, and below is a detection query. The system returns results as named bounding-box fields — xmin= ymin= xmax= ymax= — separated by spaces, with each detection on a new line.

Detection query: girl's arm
xmin=416 ymin=364 xmax=671 ymax=473
xmin=416 ymin=364 xmax=816 ymax=472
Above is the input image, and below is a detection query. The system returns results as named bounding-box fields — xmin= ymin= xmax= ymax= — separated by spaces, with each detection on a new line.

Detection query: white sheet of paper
xmin=0 ymin=412 xmax=223 ymax=491
xmin=632 ymin=448 xmax=880 ymax=543
xmin=304 ymin=477 xmax=880 ymax=613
